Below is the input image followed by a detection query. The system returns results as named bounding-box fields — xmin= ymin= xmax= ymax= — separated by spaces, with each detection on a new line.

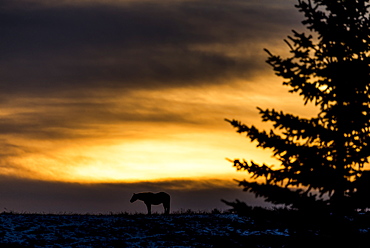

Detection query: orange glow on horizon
xmin=1 ymin=77 xmax=321 ymax=184
xmin=4 ymin=0 xmax=369 ymax=199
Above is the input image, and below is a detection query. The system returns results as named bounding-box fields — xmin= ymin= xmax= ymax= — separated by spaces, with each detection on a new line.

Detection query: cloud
xmin=0 ymin=0 xmax=301 ymax=98
xmin=0 ymin=0 xmax=306 ymax=182
xmin=0 ymin=0 xmax=302 ymax=139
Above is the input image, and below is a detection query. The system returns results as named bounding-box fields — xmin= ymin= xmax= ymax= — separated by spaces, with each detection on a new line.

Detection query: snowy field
xmin=0 ymin=213 xmax=291 ymax=247
xmin=1 ymin=212 xmax=370 ymax=247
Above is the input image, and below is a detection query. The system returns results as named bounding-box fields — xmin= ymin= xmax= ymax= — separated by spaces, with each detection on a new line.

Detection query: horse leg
xmin=163 ymin=202 xmax=170 ymax=214
xmin=146 ymin=203 xmax=151 ymax=215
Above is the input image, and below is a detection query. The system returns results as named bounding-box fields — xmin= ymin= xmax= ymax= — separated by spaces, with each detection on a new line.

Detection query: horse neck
xmin=135 ymin=193 xmax=148 ymax=201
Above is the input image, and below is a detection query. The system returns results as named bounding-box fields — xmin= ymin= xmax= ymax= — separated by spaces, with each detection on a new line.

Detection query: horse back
xmin=148 ymin=192 xmax=170 ymax=205
xmin=158 ymin=192 xmax=170 ymax=199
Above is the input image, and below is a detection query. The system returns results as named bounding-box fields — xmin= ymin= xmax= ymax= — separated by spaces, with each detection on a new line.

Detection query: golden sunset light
xmin=1 ymin=77 xmax=318 ymax=184
xmin=0 ymin=0 xmax=322 ymax=213
xmin=2 ymin=1 xmax=370 ymax=246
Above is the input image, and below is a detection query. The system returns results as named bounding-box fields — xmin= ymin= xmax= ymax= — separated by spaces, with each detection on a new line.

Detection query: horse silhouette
xmin=130 ymin=192 xmax=170 ymax=215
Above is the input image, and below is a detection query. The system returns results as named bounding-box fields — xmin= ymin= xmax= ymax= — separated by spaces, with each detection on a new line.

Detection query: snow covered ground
xmin=1 ymin=212 xmax=369 ymax=247
xmin=0 ymin=213 xmax=291 ymax=247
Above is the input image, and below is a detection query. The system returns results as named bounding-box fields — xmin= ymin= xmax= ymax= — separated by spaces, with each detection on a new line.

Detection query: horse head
xmin=130 ymin=193 xmax=138 ymax=203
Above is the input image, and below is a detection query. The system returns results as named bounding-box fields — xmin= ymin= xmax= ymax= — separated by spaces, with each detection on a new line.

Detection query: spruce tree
xmin=226 ymin=0 xmax=370 ymax=213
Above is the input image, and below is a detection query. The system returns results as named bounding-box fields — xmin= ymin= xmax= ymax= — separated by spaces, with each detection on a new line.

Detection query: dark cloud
xmin=0 ymin=175 xmax=269 ymax=213
xmin=0 ymin=0 xmax=300 ymax=97
xmin=0 ymin=0 xmax=302 ymax=140
xmin=0 ymin=0 xmax=304 ymax=183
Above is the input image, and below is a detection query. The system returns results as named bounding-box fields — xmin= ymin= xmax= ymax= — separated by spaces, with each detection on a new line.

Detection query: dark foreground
xmin=1 ymin=211 xmax=370 ymax=247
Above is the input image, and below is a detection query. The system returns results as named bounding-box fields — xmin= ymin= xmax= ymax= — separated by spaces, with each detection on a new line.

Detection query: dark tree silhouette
xmin=226 ymin=0 xmax=370 ymax=214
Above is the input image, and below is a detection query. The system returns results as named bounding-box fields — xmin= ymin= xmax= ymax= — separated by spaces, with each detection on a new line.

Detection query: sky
xmin=0 ymin=0 xmax=320 ymax=213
